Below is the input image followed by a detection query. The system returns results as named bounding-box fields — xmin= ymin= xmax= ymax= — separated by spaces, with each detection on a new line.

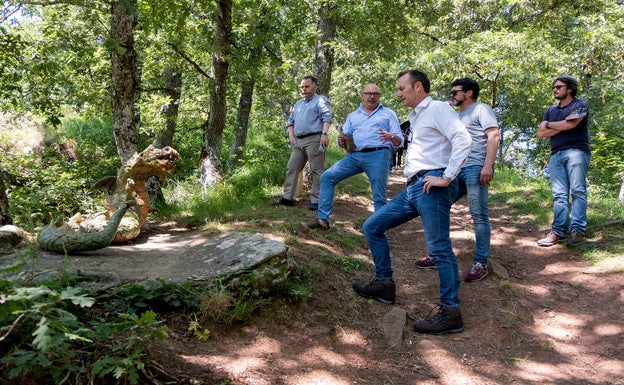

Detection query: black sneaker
xmin=271 ymin=197 xmax=295 ymax=206
xmin=412 ymin=306 xmax=464 ymax=335
xmin=352 ymin=279 xmax=396 ymax=304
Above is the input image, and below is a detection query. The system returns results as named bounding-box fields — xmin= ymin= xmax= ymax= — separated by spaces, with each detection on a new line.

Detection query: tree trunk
xmin=200 ymin=0 xmax=232 ymax=189
xmin=0 ymin=173 xmax=11 ymax=225
xmin=154 ymin=66 xmax=182 ymax=148
xmin=313 ymin=2 xmax=336 ymax=96
xmin=228 ymin=42 xmax=263 ymax=169
xmin=149 ymin=67 xmax=182 ymax=207
xmin=110 ymin=0 xmax=140 ymax=165
xmin=619 ymin=173 xmax=624 ymax=204
xmin=299 ymin=2 xmax=336 ymax=193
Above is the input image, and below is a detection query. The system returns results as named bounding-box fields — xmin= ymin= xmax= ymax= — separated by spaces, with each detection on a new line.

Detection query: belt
xmin=407 ymin=168 xmax=445 ymax=185
xmin=357 ymin=146 xmax=390 ymax=153
xmin=296 ymin=132 xmax=322 ymax=139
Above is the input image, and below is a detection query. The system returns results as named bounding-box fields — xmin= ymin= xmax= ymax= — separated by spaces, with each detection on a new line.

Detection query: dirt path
xmin=160 ymin=173 xmax=624 ymax=385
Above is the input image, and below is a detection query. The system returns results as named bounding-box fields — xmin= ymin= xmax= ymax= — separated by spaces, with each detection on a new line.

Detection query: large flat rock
xmin=0 ymin=230 xmax=289 ymax=287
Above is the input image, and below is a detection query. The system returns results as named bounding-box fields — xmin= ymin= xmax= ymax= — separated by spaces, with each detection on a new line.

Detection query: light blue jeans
xmin=317 ymin=149 xmax=391 ymax=222
xmin=548 ymin=149 xmax=590 ymax=235
xmin=362 ymin=169 xmax=461 ymax=308
xmin=454 ymin=165 xmax=491 ymax=266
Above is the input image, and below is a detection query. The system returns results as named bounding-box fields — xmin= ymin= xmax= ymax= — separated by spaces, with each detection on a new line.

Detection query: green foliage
xmin=2 ymin=150 xmax=96 ymax=227
xmin=99 ymin=280 xmax=202 ymax=314
xmin=55 ymin=115 xmax=120 ymax=178
xmin=1 ymin=277 xmax=174 ymax=384
xmin=329 ymin=255 xmax=362 ymax=273
xmin=0 ymin=284 xmax=96 ymax=382
xmin=489 ymin=167 xmax=552 ymax=224
xmin=90 ymin=311 xmax=169 ymax=383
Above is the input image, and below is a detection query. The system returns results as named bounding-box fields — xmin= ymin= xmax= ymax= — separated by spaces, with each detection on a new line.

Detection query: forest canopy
xmin=1 ymin=0 xmax=623 ymax=225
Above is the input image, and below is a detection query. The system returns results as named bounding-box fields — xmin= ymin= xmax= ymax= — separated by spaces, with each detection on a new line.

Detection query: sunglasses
xmin=450 ymin=90 xmax=464 ymax=96
xmin=552 ymin=85 xmax=566 ymax=90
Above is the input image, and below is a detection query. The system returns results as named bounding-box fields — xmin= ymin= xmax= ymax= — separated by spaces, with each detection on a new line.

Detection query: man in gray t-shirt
xmin=415 ymin=78 xmax=500 ymax=283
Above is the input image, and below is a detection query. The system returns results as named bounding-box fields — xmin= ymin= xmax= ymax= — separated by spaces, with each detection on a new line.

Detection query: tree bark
xmin=0 ymin=173 xmax=11 ymax=225
xmin=154 ymin=66 xmax=182 ymax=149
xmin=619 ymin=173 xmax=624 ymax=204
xmin=299 ymin=2 xmax=336 ymax=193
xmin=200 ymin=0 xmax=232 ymax=188
xmin=228 ymin=36 xmax=265 ymax=169
xmin=149 ymin=67 xmax=182 ymax=206
xmin=313 ymin=2 xmax=337 ymax=96
xmin=110 ymin=0 xmax=140 ymax=165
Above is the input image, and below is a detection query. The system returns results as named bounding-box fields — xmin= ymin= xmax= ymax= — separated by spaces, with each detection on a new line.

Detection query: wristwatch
xmin=391 ymin=135 xmax=397 ymax=141
xmin=321 ymin=132 xmax=328 ymax=136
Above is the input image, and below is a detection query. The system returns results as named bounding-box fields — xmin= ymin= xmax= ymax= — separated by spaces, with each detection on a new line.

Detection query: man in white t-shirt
xmin=415 ymin=78 xmax=500 ymax=283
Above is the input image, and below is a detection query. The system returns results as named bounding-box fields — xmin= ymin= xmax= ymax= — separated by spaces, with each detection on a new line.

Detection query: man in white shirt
xmin=352 ymin=69 xmax=472 ymax=335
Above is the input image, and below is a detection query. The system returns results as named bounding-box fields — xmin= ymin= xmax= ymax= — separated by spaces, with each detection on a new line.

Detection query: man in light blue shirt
xmin=272 ymin=76 xmax=333 ymax=210
xmin=308 ymin=84 xmax=403 ymax=229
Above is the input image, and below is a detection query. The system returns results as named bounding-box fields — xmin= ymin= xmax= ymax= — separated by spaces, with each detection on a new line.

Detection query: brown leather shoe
xmin=537 ymin=231 xmax=566 ymax=247
xmin=308 ymin=218 xmax=329 ymax=230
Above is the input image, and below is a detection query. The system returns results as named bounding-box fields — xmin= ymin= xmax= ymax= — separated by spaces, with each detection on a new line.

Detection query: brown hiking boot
xmin=412 ymin=305 xmax=464 ymax=335
xmin=307 ymin=218 xmax=330 ymax=230
xmin=568 ymin=230 xmax=585 ymax=245
xmin=537 ymin=231 xmax=566 ymax=247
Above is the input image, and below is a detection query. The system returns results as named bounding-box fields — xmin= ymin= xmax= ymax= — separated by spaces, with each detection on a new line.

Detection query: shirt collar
xmin=359 ymin=103 xmax=383 ymax=115
xmin=410 ymin=96 xmax=433 ymax=117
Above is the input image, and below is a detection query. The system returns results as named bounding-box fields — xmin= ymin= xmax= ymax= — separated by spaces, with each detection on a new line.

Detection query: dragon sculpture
xmin=38 ymin=145 xmax=180 ymax=253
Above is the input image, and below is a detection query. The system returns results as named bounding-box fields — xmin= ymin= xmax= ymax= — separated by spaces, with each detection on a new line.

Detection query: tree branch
xmin=0 ymin=312 xmax=25 ymax=343
xmin=166 ymin=42 xmax=212 ymax=80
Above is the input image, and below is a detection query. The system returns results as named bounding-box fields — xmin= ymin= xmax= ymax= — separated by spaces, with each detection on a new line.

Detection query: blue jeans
xmin=454 ymin=165 xmax=491 ymax=265
xmin=548 ymin=149 xmax=590 ymax=235
xmin=317 ymin=149 xmax=391 ymax=221
xmin=362 ymin=169 xmax=461 ymax=308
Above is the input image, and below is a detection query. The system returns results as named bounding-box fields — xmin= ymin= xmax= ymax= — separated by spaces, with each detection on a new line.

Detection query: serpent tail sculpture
xmin=38 ymin=201 xmax=133 ymax=253
xmin=37 ymin=145 xmax=180 ymax=253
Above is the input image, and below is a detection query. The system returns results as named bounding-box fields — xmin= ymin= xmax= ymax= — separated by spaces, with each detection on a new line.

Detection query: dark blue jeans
xmin=362 ymin=169 xmax=461 ymax=308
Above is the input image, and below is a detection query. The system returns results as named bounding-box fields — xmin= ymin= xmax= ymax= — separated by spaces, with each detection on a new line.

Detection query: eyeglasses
xmin=362 ymin=92 xmax=380 ymax=97
xmin=450 ymin=90 xmax=464 ymax=96
xmin=552 ymin=84 xmax=566 ymax=90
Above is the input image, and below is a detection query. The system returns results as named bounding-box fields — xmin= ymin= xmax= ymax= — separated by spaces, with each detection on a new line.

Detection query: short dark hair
xmin=452 ymin=77 xmax=480 ymax=100
xmin=302 ymin=76 xmax=318 ymax=85
xmin=553 ymin=75 xmax=578 ymax=97
xmin=397 ymin=70 xmax=430 ymax=93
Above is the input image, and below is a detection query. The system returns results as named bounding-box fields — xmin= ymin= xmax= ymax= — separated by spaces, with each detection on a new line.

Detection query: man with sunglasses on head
xmin=537 ymin=76 xmax=590 ymax=246
xmin=415 ymin=78 xmax=500 ymax=282
xmin=308 ymin=83 xmax=403 ymax=230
